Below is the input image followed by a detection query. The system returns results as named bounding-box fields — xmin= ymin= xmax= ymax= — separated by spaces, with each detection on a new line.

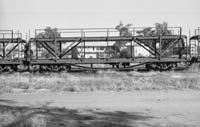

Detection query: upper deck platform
xmin=30 ymin=35 xmax=187 ymax=43
xmin=31 ymin=27 xmax=186 ymax=42
xmin=0 ymin=30 xmax=25 ymax=43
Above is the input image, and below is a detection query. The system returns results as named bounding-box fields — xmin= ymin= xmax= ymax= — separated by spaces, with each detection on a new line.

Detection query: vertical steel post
xmin=54 ymin=39 xmax=57 ymax=58
xmin=133 ymin=40 xmax=135 ymax=58
xmin=107 ymin=28 xmax=110 ymax=58
xmin=36 ymin=41 xmax=38 ymax=59
xmin=11 ymin=30 xmax=13 ymax=43
xmin=198 ymin=36 xmax=200 ymax=58
xmin=16 ymin=31 xmax=19 ymax=60
xmin=130 ymin=41 xmax=132 ymax=58
xmin=154 ymin=40 xmax=157 ymax=57
xmin=107 ymin=28 xmax=109 ymax=37
xmin=180 ymin=27 xmax=182 ymax=37
xmin=82 ymin=30 xmax=85 ymax=59
xmin=84 ymin=41 xmax=85 ymax=59
xmin=159 ymin=35 xmax=162 ymax=60
xmin=132 ymin=28 xmax=134 ymax=58
xmin=20 ymin=43 xmax=22 ymax=59
xmin=198 ymin=27 xmax=200 ymax=58
xmin=29 ymin=40 xmax=31 ymax=61
xmin=178 ymin=39 xmax=181 ymax=59
xmin=185 ymin=36 xmax=188 ymax=59
xmin=19 ymin=43 xmax=21 ymax=59
xmin=59 ymin=41 xmax=62 ymax=59
xmin=18 ymin=37 xmax=20 ymax=60
xmin=189 ymin=30 xmax=191 ymax=57
xmin=2 ymin=42 xmax=5 ymax=59
xmin=2 ymin=34 xmax=4 ymax=59
xmin=179 ymin=27 xmax=182 ymax=59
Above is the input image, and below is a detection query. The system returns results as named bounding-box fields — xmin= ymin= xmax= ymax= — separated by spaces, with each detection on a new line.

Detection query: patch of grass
xmin=0 ymin=70 xmax=200 ymax=93
xmin=0 ymin=105 xmax=153 ymax=127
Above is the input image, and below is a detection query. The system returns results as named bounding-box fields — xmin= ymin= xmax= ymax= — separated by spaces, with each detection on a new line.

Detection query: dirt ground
xmin=0 ymin=90 xmax=200 ymax=127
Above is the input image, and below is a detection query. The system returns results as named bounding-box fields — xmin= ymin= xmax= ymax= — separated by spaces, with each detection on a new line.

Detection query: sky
xmin=0 ymin=0 xmax=200 ymax=38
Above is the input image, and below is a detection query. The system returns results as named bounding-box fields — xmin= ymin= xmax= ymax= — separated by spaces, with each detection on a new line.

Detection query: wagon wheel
xmin=0 ymin=66 xmax=10 ymax=72
xmin=65 ymin=65 xmax=71 ymax=72
xmin=11 ymin=65 xmax=18 ymax=72
xmin=146 ymin=63 xmax=177 ymax=71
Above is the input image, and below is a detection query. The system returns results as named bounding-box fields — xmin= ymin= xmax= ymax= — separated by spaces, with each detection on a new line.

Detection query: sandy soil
xmin=0 ymin=90 xmax=200 ymax=127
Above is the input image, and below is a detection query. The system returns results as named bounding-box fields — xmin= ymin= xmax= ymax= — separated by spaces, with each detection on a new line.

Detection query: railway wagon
xmin=0 ymin=27 xmax=199 ymax=72
xmin=190 ymin=27 xmax=200 ymax=62
xmin=27 ymin=27 xmax=189 ymax=72
xmin=0 ymin=30 xmax=26 ymax=72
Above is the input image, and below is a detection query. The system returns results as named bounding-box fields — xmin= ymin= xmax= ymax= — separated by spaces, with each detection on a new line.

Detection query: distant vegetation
xmin=136 ymin=22 xmax=172 ymax=36
xmin=109 ymin=22 xmax=133 ymax=58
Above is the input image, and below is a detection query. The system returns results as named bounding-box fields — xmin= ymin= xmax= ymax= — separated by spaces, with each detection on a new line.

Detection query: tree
xmin=37 ymin=27 xmax=60 ymax=38
xmin=154 ymin=22 xmax=172 ymax=36
xmin=136 ymin=27 xmax=154 ymax=36
xmin=108 ymin=21 xmax=133 ymax=58
xmin=119 ymin=49 xmax=131 ymax=58
xmin=136 ymin=22 xmax=172 ymax=36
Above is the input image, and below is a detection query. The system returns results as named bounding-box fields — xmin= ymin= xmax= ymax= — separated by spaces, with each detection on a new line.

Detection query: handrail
xmin=0 ymin=30 xmax=22 ymax=39
xmin=34 ymin=27 xmax=182 ymax=38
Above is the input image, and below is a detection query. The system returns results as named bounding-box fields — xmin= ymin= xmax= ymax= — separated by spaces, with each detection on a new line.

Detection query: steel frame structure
xmin=190 ymin=27 xmax=200 ymax=61
xmin=28 ymin=27 xmax=188 ymax=71
xmin=0 ymin=30 xmax=26 ymax=71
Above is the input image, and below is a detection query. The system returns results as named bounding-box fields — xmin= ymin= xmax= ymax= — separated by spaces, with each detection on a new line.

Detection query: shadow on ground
xmin=0 ymin=100 xmax=154 ymax=127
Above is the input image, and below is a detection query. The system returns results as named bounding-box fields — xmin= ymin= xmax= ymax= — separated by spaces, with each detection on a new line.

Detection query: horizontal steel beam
xmin=0 ymin=38 xmax=26 ymax=43
xmin=0 ymin=60 xmax=22 ymax=65
xmin=31 ymin=35 xmax=186 ymax=43
xmin=30 ymin=57 xmax=187 ymax=65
